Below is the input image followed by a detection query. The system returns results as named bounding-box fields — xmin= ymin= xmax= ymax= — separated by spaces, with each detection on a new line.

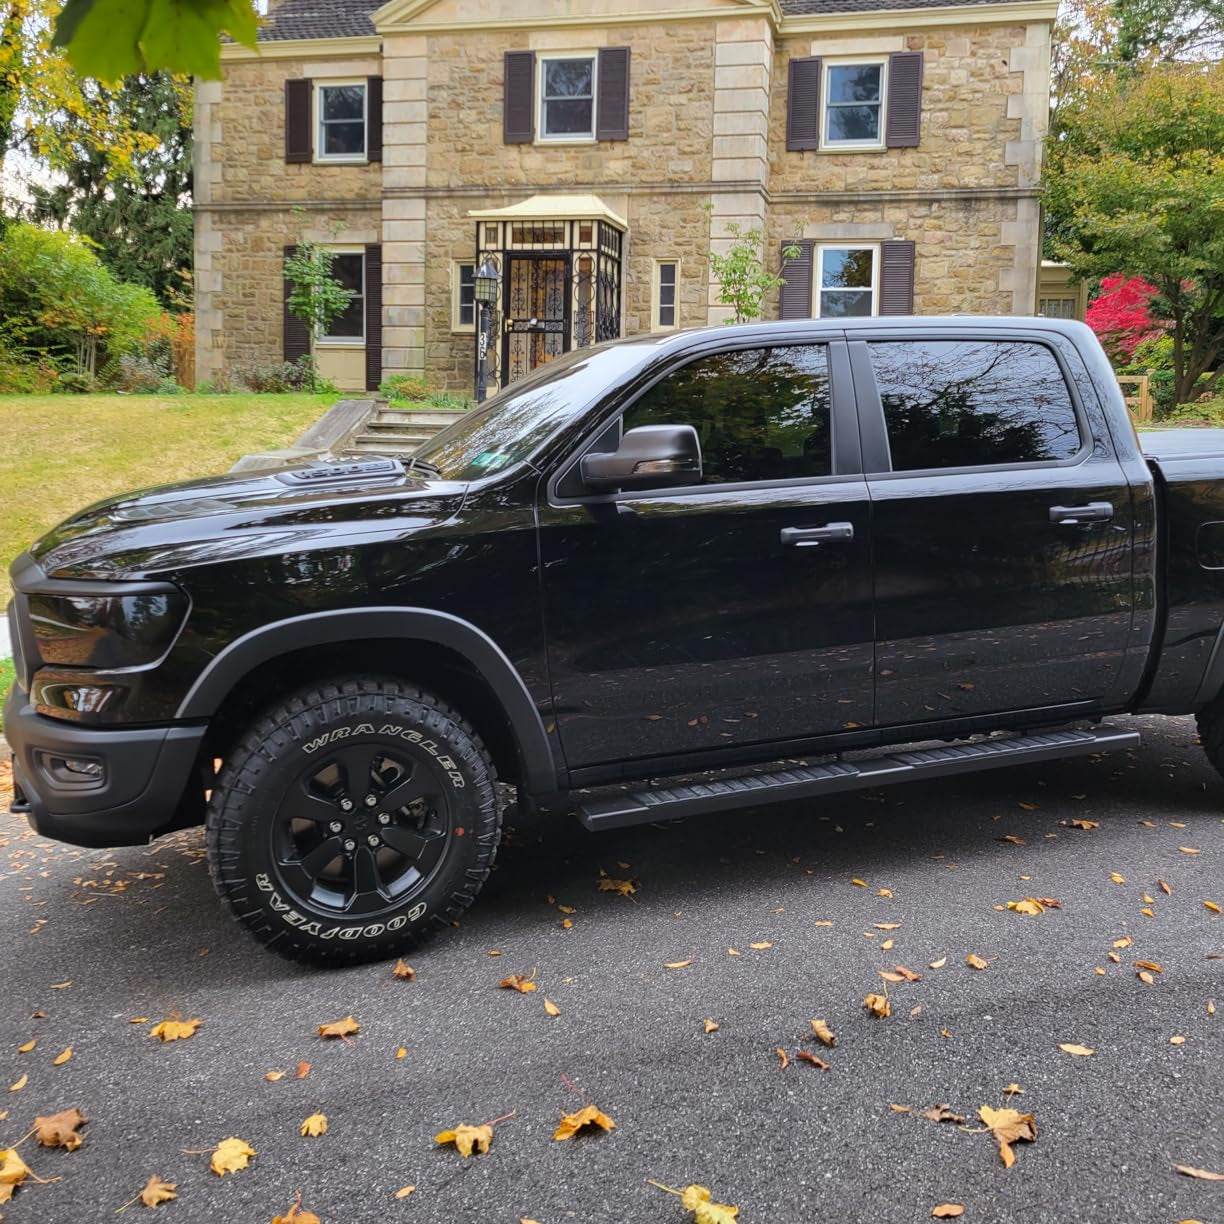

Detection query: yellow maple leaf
xmin=271 ymin=1194 xmax=322 ymax=1224
xmin=317 ymin=1015 xmax=360 ymax=1039
xmin=598 ymin=878 xmax=637 ymax=896
xmin=979 ymin=1104 xmax=1036 ymax=1168
xmin=435 ymin=1123 xmax=493 ymax=1157
xmin=498 ymin=974 xmax=537 ymax=993
xmin=300 ymin=1112 xmax=328 ymax=1137
xmin=1007 ymin=898 xmax=1045 ymax=915
xmin=703 ymin=1019 xmax=719 ymax=1034
xmin=810 ymin=1018 xmax=836 ymax=1047
xmin=149 ymin=1018 xmax=201 ymax=1042
xmin=392 ymin=959 xmax=416 ymax=981
xmin=0 ymin=1147 xmax=32 ymax=1205
xmin=139 ymin=1175 xmax=177 ymax=1208
xmin=965 ymin=953 xmax=989 ymax=970
xmin=210 ymin=1137 xmax=256 ymax=1176
xmin=681 ymin=1183 xmax=740 ymax=1224
xmin=864 ymin=992 xmax=891 ymax=1018
xmin=553 ymin=1104 xmax=615 ymax=1140
xmin=34 ymin=1107 xmax=87 ymax=1150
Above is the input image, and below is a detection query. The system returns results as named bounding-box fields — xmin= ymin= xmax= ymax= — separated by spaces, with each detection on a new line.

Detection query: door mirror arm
xmin=580 ymin=425 xmax=703 ymax=493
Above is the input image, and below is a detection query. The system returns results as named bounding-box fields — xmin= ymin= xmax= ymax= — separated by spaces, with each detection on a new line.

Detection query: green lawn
xmin=0 ymin=393 xmax=332 ymax=597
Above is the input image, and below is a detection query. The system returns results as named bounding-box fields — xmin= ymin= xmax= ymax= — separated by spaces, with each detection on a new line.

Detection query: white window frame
xmin=316 ymin=247 xmax=366 ymax=346
xmin=452 ymin=261 xmax=477 ymax=333
xmin=314 ymin=78 xmax=368 ymax=164
xmin=651 ymin=259 xmax=679 ymax=332
xmin=820 ymin=58 xmax=887 ymax=151
xmin=536 ymin=52 xmax=598 ymax=144
xmin=813 ymin=244 xmax=880 ymax=319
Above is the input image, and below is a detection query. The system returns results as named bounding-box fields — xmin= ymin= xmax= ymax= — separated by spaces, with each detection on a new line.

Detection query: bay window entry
xmin=539 ymin=56 xmax=597 ymax=140
xmin=320 ymin=251 xmax=365 ymax=342
xmin=823 ymin=62 xmax=884 ymax=148
xmin=816 ymin=245 xmax=877 ymax=318
xmin=317 ymin=81 xmax=367 ymax=161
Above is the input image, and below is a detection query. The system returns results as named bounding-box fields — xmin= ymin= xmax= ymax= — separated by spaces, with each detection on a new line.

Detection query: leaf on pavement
xmin=965 ymin=954 xmax=989 ymax=970
xmin=851 ymin=878 xmax=868 ymax=887
xmin=664 ymin=960 xmax=692 ymax=970
xmin=1111 ymin=873 xmax=1126 ymax=885
xmin=598 ymin=879 xmax=636 ymax=896
xmin=553 ymin=1105 xmax=615 ymax=1140
xmin=1135 ymin=960 xmax=1164 ymax=974
xmin=34 ymin=1107 xmax=87 ymax=1150
xmin=645 ymin=1182 xmax=741 ymax=1224
xmin=810 ymin=1019 xmax=836 ymax=1047
xmin=864 ymin=993 xmax=891 ymax=1018
xmin=1206 ymin=901 xmax=1221 ymax=913
xmin=299 ymin=1113 xmax=328 ymax=1137
xmin=8 ymin=1075 xmax=27 ymax=1093
xmin=499 ymin=974 xmax=537 ymax=993
xmin=543 ymin=998 xmax=561 ymax=1017
xmin=920 ymin=1105 xmax=964 ymax=1124
xmin=929 ymin=957 xmax=947 ymax=969
xmin=1059 ymin=1043 xmax=1095 ymax=1056
xmin=16 ymin=1041 xmax=34 ymax=1054
xmin=1138 ymin=970 xmax=1156 ymax=984
xmin=776 ymin=1048 xmax=789 ymax=1070
xmin=932 ymin=1206 xmax=965 ymax=1219
xmin=392 ymin=959 xmax=416 ymax=981
xmin=53 ymin=1046 xmax=73 ymax=1065
xmin=295 ymin=1061 xmax=311 ymax=1079
xmin=139 ymin=1175 xmax=177 ymax=1208
xmin=265 ymin=1070 xmax=285 ymax=1082
xmin=271 ymin=1193 xmax=322 ymax=1224
xmin=395 ymin=1185 xmax=416 ymax=1199
xmin=1113 ymin=936 xmax=1133 ymax=949
xmin=435 ymin=1123 xmax=493 ymax=1157
xmin=979 ymin=1104 xmax=1036 ymax=1168
xmin=1179 ymin=847 xmax=1201 ymax=855
xmin=796 ymin=1050 xmax=829 ymax=1070
xmin=1000 ymin=835 xmax=1026 ymax=845
xmin=1158 ymin=879 xmax=1172 ymax=896
xmin=704 ymin=1019 xmax=719 ymax=1034
xmin=149 ymin=1018 xmax=201 ymax=1043
xmin=890 ymin=1104 xmax=911 ymax=1113
xmin=874 ymin=923 xmax=901 ymax=931
xmin=317 ymin=1015 xmax=360 ymax=1039
xmin=749 ymin=942 xmax=772 ymax=950
xmin=1169 ymin=1035 xmax=1186 ymax=1045
xmin=893 ymin=965 xmax=921 ymax=982
xmin=879 ymin=971 xmax=906 ymax=983
xmin=0 ymin=1147 xmax=32 ymax=1205
xmin=1007 ymin=898 xmax=1046 ymax=915
xmin=1174 ymin=1164 xmax=1224 ymax=1181
xmin=1071 ymin=819 xmax=1100 ymax=830
xmin=210 ymin=1137 xmax=256 ymax=1176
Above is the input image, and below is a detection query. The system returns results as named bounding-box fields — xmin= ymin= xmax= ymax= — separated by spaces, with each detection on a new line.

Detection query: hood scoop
xmin=275 ymin=457 xmax=406 ymax=487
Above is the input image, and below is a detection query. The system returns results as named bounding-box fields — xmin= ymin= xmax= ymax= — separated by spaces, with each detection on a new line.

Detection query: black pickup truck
xmin=6 ymin=317 xmax=1223 ymax=963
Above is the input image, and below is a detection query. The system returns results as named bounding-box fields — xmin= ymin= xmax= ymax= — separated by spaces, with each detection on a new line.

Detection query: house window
xmin=453 ymin=263 xmax=476 ymax=332
xmin=317 ymin=81 xmax=367 ymax=161
xmin=539 ymin=56 xmax=596 ymax=140
xmin=823 ymin=62 xmax=885 ymax=148
xmin=654 ymin=261 xmax=678 ymax=331
xmin=1039 ymin=297 xmax=1079 ymax=319
xmin=815 ymin=245 xmax=877 ymax=317
xmin=320 ymin=251 xmax=365 ymax=342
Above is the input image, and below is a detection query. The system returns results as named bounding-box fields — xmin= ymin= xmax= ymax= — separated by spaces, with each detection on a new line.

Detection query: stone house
xmin=194 ymin=0 xmax=1056 ymax=394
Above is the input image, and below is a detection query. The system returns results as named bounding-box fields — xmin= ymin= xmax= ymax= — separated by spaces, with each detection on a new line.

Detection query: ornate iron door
xmin=503 ymin=254 xmax=571 ymax=384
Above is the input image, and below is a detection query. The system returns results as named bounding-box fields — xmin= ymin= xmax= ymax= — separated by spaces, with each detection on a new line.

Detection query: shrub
xmin=115 ymin=351 xmax=170 ymax=393
xmin=55 ymin=372 xmax=95 ymax=394
xmin=238 ymin=356 xmax=326 ymax=394
xmin=380 ymin=374 xmax=430 ymax=402
xmin=156 ymin=377 xmax=183 ymax=396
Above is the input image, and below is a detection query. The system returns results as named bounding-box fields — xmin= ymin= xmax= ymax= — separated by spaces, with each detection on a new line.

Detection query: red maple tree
xmin=1086 ymin=276 xmax=1165 ymax=360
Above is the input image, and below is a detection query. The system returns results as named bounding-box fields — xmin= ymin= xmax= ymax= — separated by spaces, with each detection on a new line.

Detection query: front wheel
xmin=206 ymin=677 xmax=501 ymax=964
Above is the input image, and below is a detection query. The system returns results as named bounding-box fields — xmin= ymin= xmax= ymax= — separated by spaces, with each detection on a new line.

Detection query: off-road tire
xmin=206 ymin=677 xmax=501 ymax=965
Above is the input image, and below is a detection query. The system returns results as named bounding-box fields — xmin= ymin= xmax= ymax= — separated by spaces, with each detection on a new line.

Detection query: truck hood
xmin=1139 ymin=428 xmax=1224 ymax=461
xmin=28 ymin=458 xmax=469 ymax=580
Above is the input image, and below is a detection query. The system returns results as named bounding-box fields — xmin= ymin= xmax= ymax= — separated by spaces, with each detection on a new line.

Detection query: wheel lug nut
xmin=366 ymin=834 xmax=380 ymax=848
xmin=377 ymin=813 xmax=391 ymax=825
xmin=339 ymin=798 xmax=354 ymax=813
xmin=342 ymin=838 xmax=356 ymax=852
xmin=328 ymin=821 xmax=343 ymax=834
xmin=364 ymin=795 xmax=378 ymax=808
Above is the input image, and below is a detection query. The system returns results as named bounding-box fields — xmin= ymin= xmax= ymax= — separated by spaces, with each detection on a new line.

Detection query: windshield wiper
xmin=406 ymin=456 xmax=442 ymax=478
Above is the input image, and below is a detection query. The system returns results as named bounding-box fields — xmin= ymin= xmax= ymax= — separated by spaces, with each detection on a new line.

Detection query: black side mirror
xmin=580 ymin=425 xmax=703 ymax=492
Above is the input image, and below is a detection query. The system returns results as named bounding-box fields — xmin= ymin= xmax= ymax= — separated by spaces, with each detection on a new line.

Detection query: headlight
xmin=27 ymin=587 xmax=189 ymax=670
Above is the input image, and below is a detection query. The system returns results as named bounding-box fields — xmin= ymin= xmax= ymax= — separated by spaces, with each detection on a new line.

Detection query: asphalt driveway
xmin=1 ymin=713 xmax=1221 ymax=1223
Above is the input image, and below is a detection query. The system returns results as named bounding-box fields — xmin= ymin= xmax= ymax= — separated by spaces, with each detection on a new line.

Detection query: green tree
xmin=703 ymin=205 xmax=800 ymax=324
xmin=1043 ymin=61 xmax=1224 ymax=406
xmin=284 ymin=240 xmax=352 ymax=392
xmin=29 ymin=72 xmax=192 ymax=305
xmin=1114 ymin=0 xmax=1224 ymax=61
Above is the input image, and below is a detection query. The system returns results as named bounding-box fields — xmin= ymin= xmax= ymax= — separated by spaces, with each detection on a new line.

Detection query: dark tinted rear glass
xmin=869 ymin=340 xmax=1080 ymax=471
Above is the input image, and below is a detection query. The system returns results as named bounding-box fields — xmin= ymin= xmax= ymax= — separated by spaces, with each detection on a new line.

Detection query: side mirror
xmin=580 ymin=425 xmax=703 ymax=492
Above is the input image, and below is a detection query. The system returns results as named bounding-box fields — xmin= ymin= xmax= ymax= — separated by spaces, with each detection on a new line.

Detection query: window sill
xmin=815 ymin=144 xmax=888 ymax=155
xmin=450 ymin=327 xmax=476 ymax=336
xmin=312 ymin=156 xmax=370 ymax=166
xmin=315 ymin=339 xmax=366 ymax=348
xmin=535 ymin=136 xmax=598 ymax=146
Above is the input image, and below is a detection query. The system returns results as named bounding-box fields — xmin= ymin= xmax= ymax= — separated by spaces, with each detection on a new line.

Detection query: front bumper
xmin=4 ymin=684 xmax=207 ymax=848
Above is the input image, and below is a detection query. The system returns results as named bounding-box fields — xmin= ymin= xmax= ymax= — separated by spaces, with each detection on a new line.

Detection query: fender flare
xmin=175 ymin=607 xmax=562 ymax=795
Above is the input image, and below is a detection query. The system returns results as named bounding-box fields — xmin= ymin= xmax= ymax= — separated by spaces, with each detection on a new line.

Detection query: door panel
xmin=503 ymin=255 xmax=569 ymax=384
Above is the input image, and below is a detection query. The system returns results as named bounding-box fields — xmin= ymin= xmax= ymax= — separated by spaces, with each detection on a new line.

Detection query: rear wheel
xmin=206 ymin=677 xmax=501 ymax=965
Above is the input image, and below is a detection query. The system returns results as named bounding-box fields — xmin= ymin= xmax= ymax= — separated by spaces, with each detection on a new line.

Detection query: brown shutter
xmin=504 ymin=50 xmax=535 ymax=144
xmin=285 ymin=79 xmax=312 ymax=163
xmin=283 ymin=246 xmax=311 ymax=362
xmin=786 ymin=56 xmax=821 ymax=152
xmin=885 ymin=52 xmax=923 ymax=148
xmin=596 ymin=47 xmax=630 ymax=141
xmin=364 ymin=244 xmax=383 ymax=392
xmin=879 ymin=240 xmax=916 ymax=315
xmin=367 ymin=75 xmax=383 ymax=162
xmin=779 ymin=240 xmax=815 ymax=319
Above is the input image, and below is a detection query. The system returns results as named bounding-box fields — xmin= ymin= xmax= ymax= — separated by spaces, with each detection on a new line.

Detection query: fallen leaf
xmin=1019 ymin=801 xmax=1039 ymax=811
xmin=52 ymin=1046 xmax=73 ymax=1066
xmin=894 ymin=965 xmax=921 ymax=982
xmin=851 ymin=879 xmax=867 ymax=887
xmin=1111 ymin=873 xmax=1126 ymax=885
xmin=1135 ymin=960 xmax=1164 ymax=973
xmin=1007 ymin=898 xmax=1045 ymax=915
xmin=8 ymin=1075 xmax=27 ymax=1093
xmin=703 ymin=1019 xmax=719 ymax=1034
xmin=979 ymin=1104 xmax=1036 ymax=1168
xmin=392 ymin=959 xmax=416 ymax=981
xmin=1059 ymin=1043 xmax=1095 ymax=1056
xmin=1158 ymin=879 xmax=1172 ymax=896
xmin=0 ymin=1147 xmax=33 ymax=1204
xmin=1071 ymin=819 xmax=1100 ymax=830
xmin=1139 ymin=970 xmax=1156 ymax=985
xmin=665 ymin=960 xmax=692 ymax=969
xmin=920 ymin=1104 xmax=965 ymax=1124
xmin=149 ymin=1018 xmax=201 ymax=1043
xmin=727 ymin=947 xmax=740 ymax=956
xmin=210 ymin=1137 xmax=255 ymax=1176
xmin=941 ymin=1028 xmax=953 ymax=1038
xmin=598 ymin=878 xmax=636 ymax=896
xmin=1174 ymin=1164 xmax=1224 ymax=1181
xmin=795 ymin=1050 xmax=829 ymax=1070
xmin=300 ymin=1113 xmax=328 ymax=1137
xmin=265 ymin=1070 xmax=285 ymax=1082
xmin=317 ymin=1015 xmax=359 ymax=1039
xmin=680 ymin=1183 xmax=740 ymax=1224
xmin=50 ymin=981 xmax=71 ymax=990
xmin=776 ymin=1047 xmax=790 ymax=1070
xmin=1113 ymin=936 xmax=1134 ymax=949
xmin=271 ymin=1194 xmax=321 ymax=1224
xmin=929 ymin=957 xmax=947 ymax=970
xmin=34 ymin=1107 xmax=86 ymax=1150
xmin=864 ymin=993 xmax=891 ymax=1018
xmin=435 ymin=1123 xmax=493 ymax=1157
xmin=1005 ymin=1083 xmax=1024 ymax=1095
xmin=879 ymin=971 xmax=906 ymax=983
xmin=295 ymin=1061 xmax=311 ymax=1079
xmin=1142 ymin=907 xmax=1156 ymax=919
xmin=498 ymin=972 xmax=539 ymax=994
xmin=881 ymin=939 xmax=895 ymax=951
xmin=1206 ymin=901 xmax=1221 ymax=913
xmin=395 ymin=1185 xmax=416 ymax=1199
xmin=966 ymin=954 xmax=989 ymax=970
xmin=396 ymin=1047 xmax=407 ymax=1059
xmin=932 ymin=1207 xmax=965 ymax=1219
xmin=16 ymin=1041 xmax=34 ymax=1055
xmin=1170 ymin=1035 xmax=1186 ymax=1045
xmin=139 ymin=1175 xmax=176 ymax=1208
xmin=553 ymin=1104 xmax=615 ymax=1140
xmin=890 ymin=1103 xmax=911 ymax=1114
xmin=1208 ymin=1000 xmax=1216 ymax=1016
xmin=1179 ymin=847 xmax=1202 ymax=855
xmin=877 ymin=888 xmax=894 ymax=898
xmin=1001 ymin=835 xmax=1026 ymax=845
xmin=874 ymin=923 xmax=901 ymax=931
xmin=810 ymin=1019 xmax=836 ymax=1047
xmin=749 ymin=942 xmax=772 ymax=950
xmin=543 ymin=999 xmax=561 ymax=1017
xmin=1108 ymin=951 xmax=1122 ymax=964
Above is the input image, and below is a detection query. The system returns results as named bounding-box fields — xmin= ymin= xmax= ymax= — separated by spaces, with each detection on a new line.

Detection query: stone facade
xmin=196 ymin=0 xmax=1055 ymax=393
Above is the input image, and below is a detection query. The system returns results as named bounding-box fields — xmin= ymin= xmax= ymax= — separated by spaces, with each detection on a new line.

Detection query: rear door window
xmin=869 ymin=339 xmax=1081 ymax=472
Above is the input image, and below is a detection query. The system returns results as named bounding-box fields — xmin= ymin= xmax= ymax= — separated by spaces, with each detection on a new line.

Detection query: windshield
xmin=411 ymin=340 xmax=661 ymax=481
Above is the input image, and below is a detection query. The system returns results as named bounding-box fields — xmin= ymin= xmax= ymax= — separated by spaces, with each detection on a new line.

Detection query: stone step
xmin=373 ymin=409 xmax=466 ymax=428
xmin=348 ymin=437 xmax=423 ymax=455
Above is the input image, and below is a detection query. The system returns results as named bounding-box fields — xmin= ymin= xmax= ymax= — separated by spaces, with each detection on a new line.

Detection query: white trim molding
xmin=220 ymin=36 xmax=382 ymax=61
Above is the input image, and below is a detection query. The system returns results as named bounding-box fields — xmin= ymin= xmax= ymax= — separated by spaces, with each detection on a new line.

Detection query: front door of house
xmin=503 ymin=254 xmax=571 ymax=385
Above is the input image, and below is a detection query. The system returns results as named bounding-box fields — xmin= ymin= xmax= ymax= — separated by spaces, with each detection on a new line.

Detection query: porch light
xmin=474 ymin=257 xmax=500 ymax=304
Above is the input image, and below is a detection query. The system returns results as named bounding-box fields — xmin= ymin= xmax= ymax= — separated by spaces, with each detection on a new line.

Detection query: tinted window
xmin=622 ymin=345 xmax=831 ymax=485
xmin=870 ymin=340 xmax=1080 ymax=471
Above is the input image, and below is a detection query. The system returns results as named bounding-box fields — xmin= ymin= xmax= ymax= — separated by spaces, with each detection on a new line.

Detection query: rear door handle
xmin=1049 ymin=502 xmax=1114 ymax=526
xmin=780 ymin=522 xmax=855 ymax=548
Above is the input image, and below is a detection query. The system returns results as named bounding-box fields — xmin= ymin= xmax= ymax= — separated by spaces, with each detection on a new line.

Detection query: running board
xmin=574 ymin=726 xmax=1139 ymax=832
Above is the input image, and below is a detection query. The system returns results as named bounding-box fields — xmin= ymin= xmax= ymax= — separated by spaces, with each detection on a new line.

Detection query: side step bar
xmin=575 ymin=726 xmax=1139 ymax=832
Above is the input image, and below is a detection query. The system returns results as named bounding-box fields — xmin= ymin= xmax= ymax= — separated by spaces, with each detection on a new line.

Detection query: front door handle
xmin=1049 ymin=502 xmax=1114 ymax=526
xmin=780 ymin=522 xmax=855 ymax=548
